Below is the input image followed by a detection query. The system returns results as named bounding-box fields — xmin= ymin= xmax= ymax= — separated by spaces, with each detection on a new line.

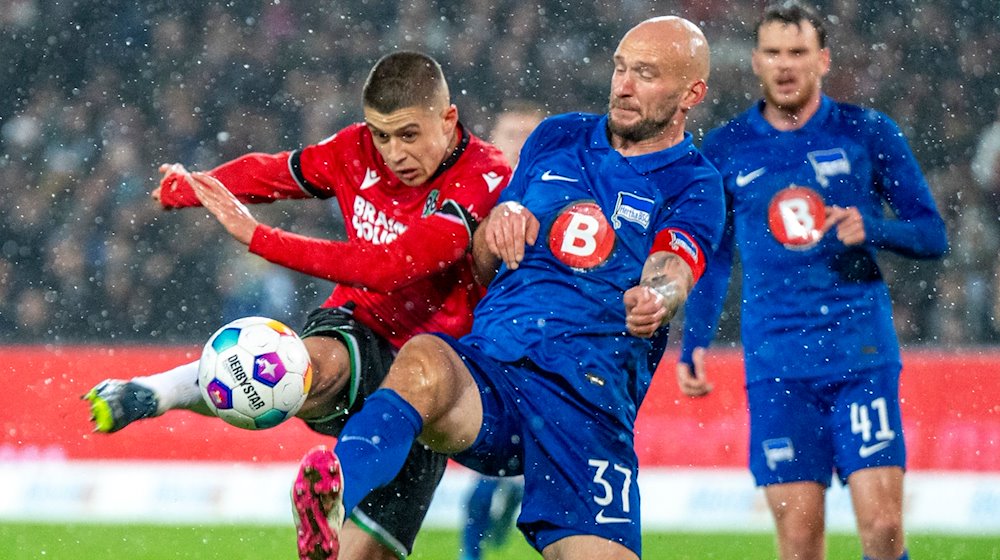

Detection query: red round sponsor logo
xmin=548 ymin=201 xmax=615 ymax=269
xmin=767 ymin=186 xmax=826 ymax=250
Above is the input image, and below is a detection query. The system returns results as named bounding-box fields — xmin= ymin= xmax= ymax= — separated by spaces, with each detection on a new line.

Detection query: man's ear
xmin=442 ymin=104 xmax=459 ymax=134
xmin=681 ymin=80 xmax=708 ymax=112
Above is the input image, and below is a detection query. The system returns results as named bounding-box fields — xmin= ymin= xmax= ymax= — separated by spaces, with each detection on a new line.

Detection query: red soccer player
xmin=85 ymin=50 xmax=510 ymax=560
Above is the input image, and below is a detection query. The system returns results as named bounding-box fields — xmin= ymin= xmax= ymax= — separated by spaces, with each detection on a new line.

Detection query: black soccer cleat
xmin=83 ymin=380 xmax=159 ymax=433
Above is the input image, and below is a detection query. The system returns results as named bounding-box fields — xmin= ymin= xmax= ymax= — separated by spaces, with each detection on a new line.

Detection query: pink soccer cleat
xmin=292 ymin=445 xmax=346 ymax=560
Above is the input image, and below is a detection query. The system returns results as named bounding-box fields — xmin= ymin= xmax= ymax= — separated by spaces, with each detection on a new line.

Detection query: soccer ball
xmin=198 ymin=316 xmax=312 ymax=430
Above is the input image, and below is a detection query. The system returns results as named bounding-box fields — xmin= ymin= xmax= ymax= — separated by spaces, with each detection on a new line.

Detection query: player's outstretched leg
xmin=293 ymin=445 xmax=346 ymax=560
xmin=83 ymin=380 xmax=159 ymax=433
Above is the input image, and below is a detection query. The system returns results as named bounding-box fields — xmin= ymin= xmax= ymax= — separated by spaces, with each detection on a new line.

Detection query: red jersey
xmin=159 ymin=123 xmax=510 ymax=348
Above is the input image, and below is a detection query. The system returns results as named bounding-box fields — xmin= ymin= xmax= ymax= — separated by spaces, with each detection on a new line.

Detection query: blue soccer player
xmin=291 ymin=16 xmax=725 ymax=560
xmin=458 ymin=102 xmax=544 ymax=560
xmin=676 ymin=3 xmax=948 ymax=560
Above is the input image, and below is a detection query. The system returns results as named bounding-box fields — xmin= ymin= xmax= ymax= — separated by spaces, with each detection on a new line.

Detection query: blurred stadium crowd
xmin=1 ymin=0 xmax=998 ymax=344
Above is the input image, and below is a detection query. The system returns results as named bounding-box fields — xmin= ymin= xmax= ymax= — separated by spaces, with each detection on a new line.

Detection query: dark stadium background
xmin=3 ymin=3 xmax=1000 ymax=558
xmin=1 ymin=0 xmax=999 ymax=346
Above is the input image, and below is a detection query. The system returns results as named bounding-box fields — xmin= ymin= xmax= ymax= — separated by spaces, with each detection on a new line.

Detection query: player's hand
xmin=624 ymin=285 xmax=667 ymax=338
xmin=189 ymin=172 xmax=259 ymax=245
xmin=822 ymin=205 xmax=866 ymax=246
xmin=677 ymin=347 xmax=713 ymax=397
xmin=153 ymin=163 xmax=190 ymax=203
xmin=482 ymin=201 xmax=539 ymax=270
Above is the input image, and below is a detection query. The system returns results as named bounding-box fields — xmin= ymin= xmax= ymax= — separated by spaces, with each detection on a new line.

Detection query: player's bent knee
xmin=384 ymin=334 xmax=482 ymax=453
xmin=383 ymin=335 xmax=465 ymax=408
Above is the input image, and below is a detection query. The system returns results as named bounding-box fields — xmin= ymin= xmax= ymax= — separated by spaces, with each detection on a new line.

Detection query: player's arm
xmin=823 ymin=115 xmax=948 ymax=259
xmin=676 ymin=200 xmax=735 ymax=398
xmin=155 ymin=151 xmax=315 ymax=209
xmin=625 ymin=249 xmax=695 ymax=339
xmin=471 ymin=201 xmax=539 ymax=285
xmin=154 ymin=134 xmax=348 ymax=209
xmin=251 ymin=200 xmax=477 ymax=292
xmin=190 ymin=172 xmax=480 ymax=292
xmin=672 ymin=150 xmax=730 ymax=397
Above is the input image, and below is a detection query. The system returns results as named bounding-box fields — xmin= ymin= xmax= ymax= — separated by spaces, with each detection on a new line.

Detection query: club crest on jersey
xmin=807 ymin=148 xmax=851 ymax=188
xmin=422 ymin=189 xmax=440 ymax=217
xmin=611 ymin=192 xmax=654 ymax=229
xmin=548 ymin=201 xmax=615 ymax=270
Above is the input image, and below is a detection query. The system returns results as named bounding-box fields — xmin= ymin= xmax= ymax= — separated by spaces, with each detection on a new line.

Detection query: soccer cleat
xmin=83 ymin=380 xmax=159 ymax=433
xmin=292 ymin=445 xmax=346 ymax=560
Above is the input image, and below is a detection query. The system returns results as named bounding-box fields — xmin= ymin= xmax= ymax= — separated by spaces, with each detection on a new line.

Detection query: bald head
xmin=608 ymin=16 xmax=711 ymax=154
xmin=620 ymin=16 xmax=710 ymax=83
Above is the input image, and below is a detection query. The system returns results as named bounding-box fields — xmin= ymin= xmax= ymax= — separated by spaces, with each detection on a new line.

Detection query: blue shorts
xmin=747 ymin=367 xmax=906 ymax=487
xmin=442 ymin=335 xmax=642 ymax=556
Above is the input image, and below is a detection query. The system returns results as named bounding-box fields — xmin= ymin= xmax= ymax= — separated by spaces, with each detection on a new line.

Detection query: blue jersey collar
xmin=748 ymin=94 xmax=834 ymax=135
xmin=591 ymin=115 xmax=696 ymax=173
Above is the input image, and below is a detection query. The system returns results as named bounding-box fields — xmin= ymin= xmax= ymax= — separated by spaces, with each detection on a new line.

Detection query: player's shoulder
xmin=532 ymin=112 xmax=602 ymax=143
xmin=436 ymin=128 xmax=511 ymax=203
xmin=313 ymin=122 xmax=369 ymax=148
xmin=463 ymin=131 xmax=510 ymax=171
xmin=702 ymin=106 xmax=757 ymax=153
xmin=506 ymin=112 xmax=601 ymax=167
xmin=826 ymin=98 xmax=900 ymax=136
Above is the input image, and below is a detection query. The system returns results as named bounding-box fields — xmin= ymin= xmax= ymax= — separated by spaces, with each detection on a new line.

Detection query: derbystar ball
xmin=198 ymin=316 xmax=312 ymax=430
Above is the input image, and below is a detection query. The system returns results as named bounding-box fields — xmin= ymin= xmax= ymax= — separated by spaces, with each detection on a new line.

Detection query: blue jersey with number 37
xmin=682 ymin=96 xmax=948 ymax=383
xmin=465 ymin=112 xmax=724 ymax=421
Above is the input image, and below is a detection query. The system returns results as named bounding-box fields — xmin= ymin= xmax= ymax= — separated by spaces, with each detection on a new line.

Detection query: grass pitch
xmin=2 ymin=523 xmax=998 ymax=559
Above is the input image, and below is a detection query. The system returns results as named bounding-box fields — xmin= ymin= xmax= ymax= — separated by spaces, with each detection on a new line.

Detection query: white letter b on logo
xmin=561 ymin=213 xmax=600 ymax=256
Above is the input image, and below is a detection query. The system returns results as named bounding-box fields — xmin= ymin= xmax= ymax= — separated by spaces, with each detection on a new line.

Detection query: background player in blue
xmin=676 ymin=3 xmax=948 ymax=560
xmin=291 ymin=16 xmax=724 ymax=560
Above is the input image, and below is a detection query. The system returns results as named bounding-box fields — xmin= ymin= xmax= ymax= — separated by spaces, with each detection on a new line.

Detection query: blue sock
xmin=335 ymin=388 xmax=423 ymax=514
xmin=863 ymin=551 xmax=909 ymax=560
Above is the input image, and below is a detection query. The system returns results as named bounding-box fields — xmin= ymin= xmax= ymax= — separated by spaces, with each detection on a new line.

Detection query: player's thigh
xmin=301 ymin=335 xmax=351 ymax=404
xmin=382 ymin=334 xmax=483 ymax=454
xmin=830 ymin=368 xmax=905 ymax=481
xmin=747 ymin=379 xmax=834 ymax=486
xmin=763 ymin=480 xmax=826 ymax=523
xmin=298 ymin=305 xmax=397 ymax=419
xmin=542 ymin=534 xmax=638 ymax=560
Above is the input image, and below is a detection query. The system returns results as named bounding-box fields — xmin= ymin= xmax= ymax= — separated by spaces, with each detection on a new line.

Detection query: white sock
xmin=133 ymin=360 xmax=203 ymax=415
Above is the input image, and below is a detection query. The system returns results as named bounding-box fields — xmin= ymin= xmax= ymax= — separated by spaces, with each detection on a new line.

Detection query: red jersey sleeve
xmin=249 ymin=202 xmax=474 ymax=293
xmin=157 ymin=126 xmax=367 ymax=208
xmin=158 ymin=152 xmax=311 ymax=208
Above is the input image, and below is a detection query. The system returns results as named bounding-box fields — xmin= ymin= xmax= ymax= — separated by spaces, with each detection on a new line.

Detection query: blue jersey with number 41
xmin=682 ymin=96 xmax=948 ymax=383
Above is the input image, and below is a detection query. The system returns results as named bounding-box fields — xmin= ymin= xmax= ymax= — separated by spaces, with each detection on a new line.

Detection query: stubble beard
xmin=607 ymin=99 xmax=678 ymax=144
xmin=764 ymin=78 xmax=817 ymax=115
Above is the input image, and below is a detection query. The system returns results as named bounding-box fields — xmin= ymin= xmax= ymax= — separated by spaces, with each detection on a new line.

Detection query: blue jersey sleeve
xmin=678 ymin=131 xmax=732 ymax=365
xmin=653 ymin=162 xmax=725 ymax=282
xmin=863 ymin=112 xmax=948 ymax=259
xmin=680 ymin=200 xmax=734 ymax=366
